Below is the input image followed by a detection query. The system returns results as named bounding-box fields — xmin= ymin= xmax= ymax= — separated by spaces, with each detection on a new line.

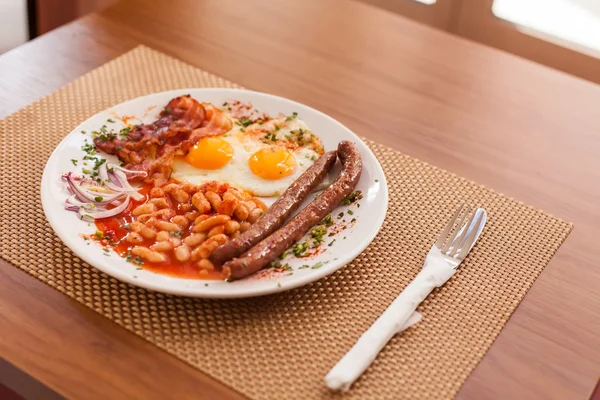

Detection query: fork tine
xmin=445 ymin=208 xmax=472 ymax=255
xmin=447 ymin=209 xmax=475 ymax=257
xmin=435 ymin=203 xmax=463 ymax=249
xmin=441 ymin=206 xmax=470 ymax=254
xmin=457 ymin=211 xmax=484 ymax=260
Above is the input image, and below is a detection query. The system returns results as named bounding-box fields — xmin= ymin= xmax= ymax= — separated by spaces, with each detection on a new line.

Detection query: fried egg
xmin=171 ymin=113 xmax=326 ymax=197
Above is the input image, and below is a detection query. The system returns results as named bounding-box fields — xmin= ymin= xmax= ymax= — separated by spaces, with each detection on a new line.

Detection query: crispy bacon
xmin=95 ymin=95 xmax=232 ymax=186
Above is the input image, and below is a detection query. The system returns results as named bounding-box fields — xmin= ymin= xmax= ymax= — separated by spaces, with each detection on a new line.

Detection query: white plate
xmin=41 ymin=89 xmax=388 ymax=298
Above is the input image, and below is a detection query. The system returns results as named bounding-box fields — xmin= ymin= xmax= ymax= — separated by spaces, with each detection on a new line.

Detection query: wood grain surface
xmin=1 ymin=0 xmax=599 ymax=399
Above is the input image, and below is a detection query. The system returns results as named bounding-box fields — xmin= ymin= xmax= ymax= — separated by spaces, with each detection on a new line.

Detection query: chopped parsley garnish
xmin=321 ymin=215 xmax=333 ymax=226
xmin=343 ymin=190 xmax=363 ymax=205
xmin=123 ymin=223 xmax=131 ymax=230
xmin=95 ymin=230 xmax=104 ymax=239
xmin=264 ymin=132 xmax=277 ymax=142
xmin=274 ymin=125 xmax=281 ymax=131
xmin=119 ymin=126 xmax=131 ymax=138
xmin=94 ymin=196 xmax=103 ymax=202
xmin=351 ymin=218 xmax=356 ymax=223
xmin=281 ymin=263 xmax=292 ymax=271
xmin=240 ymin=118 xmax=253 ymax=127
xmin=124 ymin=253 xmax=144 ymax=265
xmin=82 ymin=168 xmax=91 ymax=175
xmin=328 ymin=239 xmax=336 ymax=247
xmin=293 ymin=242 xmax=308 ymax=257
xmin=311 ymin=226 xmax=327 ymax=245
xmin=81 ymin=130 xmax=87 ymax=134
xmin=107 ymin=118 xmax=116 ymax=123
xmin=299 ymin=265 xmax=310 ymax=269
xmin=347 ymin=210 xmax=354 ymax=215
xmin=337 ymin=212 xmax=344 ymax=219
xmin=115 ymin=145 xmax=124 ymax=151
xmin=71 ymin=159 xmax=78 ymax=166
xmin=280 ymin=250 xmax=289 ymax=259
xmin=285 ymin=112 xmax=298 ymax=121
xmin=268 ymin=259 xmax=282 ymax=269
xmin=222 ymin=102 xmax=228 ymax=106
xmin=311 ymin=262 xmax=325 ymax=269
xmin=170 ymin=231 xmax=182 ymax=238
xmin=81 ymin=142 xmax=96 ymax=155
xmin=375 ymin=179 xmax=379 ymax=182
xmin=165 ymin=106 xmax=173 ymax=114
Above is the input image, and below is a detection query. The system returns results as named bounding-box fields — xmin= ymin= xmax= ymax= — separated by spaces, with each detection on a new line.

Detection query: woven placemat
xmin=0 ymin=46 xmax=572 ymax=400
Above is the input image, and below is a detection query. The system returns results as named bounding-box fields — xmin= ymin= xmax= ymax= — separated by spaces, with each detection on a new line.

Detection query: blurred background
xmin=1 ymin=0 xmax=599 ymax=84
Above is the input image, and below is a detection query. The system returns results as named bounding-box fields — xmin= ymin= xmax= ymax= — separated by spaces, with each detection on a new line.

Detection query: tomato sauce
xmin=94 ymin=182 xmax=226 ymax=280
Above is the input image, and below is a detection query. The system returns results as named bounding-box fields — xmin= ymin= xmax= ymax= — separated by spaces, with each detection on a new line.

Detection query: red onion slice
xmin=77 ymin=195 xmax=131 ymax=221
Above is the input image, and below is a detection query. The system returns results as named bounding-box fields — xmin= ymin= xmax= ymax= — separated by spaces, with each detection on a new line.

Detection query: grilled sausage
xmin=223 ymin=141 xmax=362 ymax=280
xmin=210 ymin=150 xmax=337 ymax=265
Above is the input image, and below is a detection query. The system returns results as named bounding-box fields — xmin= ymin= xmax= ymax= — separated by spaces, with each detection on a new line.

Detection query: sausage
xmin=223 ymin=141 xmax=362 ymax=280
xmin=210 ymin=150 xmax=337 ymax=265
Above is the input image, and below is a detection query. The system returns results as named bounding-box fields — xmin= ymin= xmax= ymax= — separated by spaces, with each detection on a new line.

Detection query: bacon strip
xmin=94 ymin=95 xmax=232 ymax=185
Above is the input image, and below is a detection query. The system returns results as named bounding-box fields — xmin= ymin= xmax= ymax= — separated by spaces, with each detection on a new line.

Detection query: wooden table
xmin=1 ymin=0 xmax=599 ymax=398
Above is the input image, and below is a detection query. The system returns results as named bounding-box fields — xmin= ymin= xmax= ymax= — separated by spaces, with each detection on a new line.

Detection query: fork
xmin=325 ymin=204 xmax=487 ymax=392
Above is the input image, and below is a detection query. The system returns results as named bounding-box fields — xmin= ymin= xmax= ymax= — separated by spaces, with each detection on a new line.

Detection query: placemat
xmin=0 ymin=46 xmax=573 ymax=400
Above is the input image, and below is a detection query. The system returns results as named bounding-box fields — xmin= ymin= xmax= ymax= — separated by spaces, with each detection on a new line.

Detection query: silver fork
xmin=325 ymin=204 xmax=487 ymax=392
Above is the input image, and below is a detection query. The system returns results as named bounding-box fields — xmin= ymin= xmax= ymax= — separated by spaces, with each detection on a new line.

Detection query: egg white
xmin=171 ymin=118 xmax=327 ymax=197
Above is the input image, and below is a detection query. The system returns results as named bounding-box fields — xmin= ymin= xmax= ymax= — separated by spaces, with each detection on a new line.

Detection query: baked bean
xmin=148 ymin=198 xmax=169 ymax=209
xmin=171 ymin=189 xmax=190 ymax=203
xmin=252 ymin=198 xmax=268 ymax=211
xmin=125 ymin=232 xmax=144 ymax=244
xmin=171 ymin=215 xmax=189 ymax=227
xmin=194 ymin=214 xmax=210 ymax=225
xmin=192 ymin=214 xmax=230 ymax=233
xmin=151 ymin=241 xmax=174 ymax=253
xmin=233 ymin=203 xmax=249 ymax=221
xmin=156 ymin=230 xmax=170 ymax=242
xmin=197 ymin=259 xmax=215 ymax=271
xmin=208 ymin=224 xmax=225 ymax=237
xmin=150 ymin=187 xmax=165 ymax=198
xmin=205 ymin=191 xmax=222 ymax=210
xmin=184 ymin=233 xmax=207 ymax=248
xmin=224 ymin=220 xmax=240 ymax=235
xmin=191 ymin=192 xmax=211 ymax=214
xmin=180 ymin=182 xmax=200 ymax=194
xmin=185 ymin=211 xmax=201 ymax=223
xmin=174 ymin=244 xmax=191 ymax=262
xmin=244 ymin=200 xmax=257 ymax=212
xmin=231 ymin=230 xmax=241 ymax=239
xmin=225 ymin=188 xmax=243 ymax=200
xmin=129 ymin=221 xmax=143 ymax=233
xmin=170 ymin=237 xmax=182 ymax=247
xmin=154 ymin=220 xmax=180 ymax=232
xmin=198 ymin=269 xmax=209 ymax=277
xmin=131 ymin=246 xmax=166 ymax=263
xmin=193 ymin=234 xmax=227 ymax=260
xmin=139 ymin=225 xmax=157 ymax=240
xmin=132 ymin=203 xmax=156 ymax=216
xmin=247 ymin=208 xmax=263 ymax=223
xmin=217 ymin=192 xmax=239 ymax=216
xmin=180 ymin=203 xmax=192 ymax=212
xmin=163 ymin=183 xmax=179 ymax=193
xmin=240 ymin=221 xmax=252 ymax=232
xmin=153 ymin=208 xmax=176 ymax=220
xmin=136 ymin=214 xmax=152 ymax=223
xmin=201 ymin=181 xmax=222 ymax=194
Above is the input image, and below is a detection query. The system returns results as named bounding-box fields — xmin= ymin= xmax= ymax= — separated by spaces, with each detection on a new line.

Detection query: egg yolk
xmin=249 ymin=148 xmax=296 ymax=180
xmin=184 ymin=137 xmax=233 ymax=170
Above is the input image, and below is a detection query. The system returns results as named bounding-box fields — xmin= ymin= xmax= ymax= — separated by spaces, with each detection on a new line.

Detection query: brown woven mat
xmin=0 ymin=46 xmax=573 ymax=400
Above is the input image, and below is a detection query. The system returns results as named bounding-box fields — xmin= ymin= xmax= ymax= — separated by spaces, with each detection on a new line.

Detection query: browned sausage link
xmin=223 ymin=141 xmax=362 ymax=280
xmin=210 ymin=150 xmax=337 ymax=265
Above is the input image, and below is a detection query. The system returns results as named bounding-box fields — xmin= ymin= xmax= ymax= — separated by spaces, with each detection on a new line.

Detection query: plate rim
xmin=40 ymin=88 xmax=389 ymax=298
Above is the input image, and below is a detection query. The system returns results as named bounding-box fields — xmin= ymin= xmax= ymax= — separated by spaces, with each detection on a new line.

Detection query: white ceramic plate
xmin=41 ymin=89 xmax=388 ymax=298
